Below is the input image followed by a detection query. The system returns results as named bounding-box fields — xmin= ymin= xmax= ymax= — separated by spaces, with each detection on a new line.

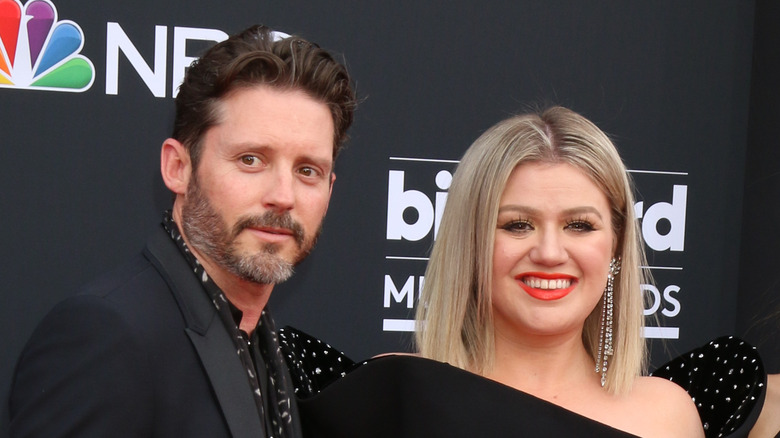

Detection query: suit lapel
xmin=185 ymin=327 xmax=265 ymax=438
xmin=145 ymin=228 xmax=264 ymax=438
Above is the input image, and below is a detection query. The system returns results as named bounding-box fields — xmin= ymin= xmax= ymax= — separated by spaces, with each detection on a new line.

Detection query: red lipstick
xmin=516 ymin=272 xmax=577 ymax=301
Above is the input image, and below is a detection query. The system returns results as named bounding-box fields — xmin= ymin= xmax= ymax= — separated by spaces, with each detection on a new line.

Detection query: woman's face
xmin=491 ymin=162 xmax=616 ymax=342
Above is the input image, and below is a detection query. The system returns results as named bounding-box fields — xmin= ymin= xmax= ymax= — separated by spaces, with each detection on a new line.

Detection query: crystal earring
xmin=596 ymin=257 xmax=620 ymax=387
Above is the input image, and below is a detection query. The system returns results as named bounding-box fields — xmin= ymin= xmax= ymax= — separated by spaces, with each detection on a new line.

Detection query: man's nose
xmin=262 ymin=168 xmax=295 ymax=212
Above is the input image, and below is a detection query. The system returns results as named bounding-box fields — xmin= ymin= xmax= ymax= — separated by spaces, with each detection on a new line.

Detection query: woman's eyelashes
xmin=498 ymin=216 xmax=598 ymax=233
xmin=565 ymin=218 xmax=597 ymax=232
xmin=500 ymin=218 xmax=534 ymax=233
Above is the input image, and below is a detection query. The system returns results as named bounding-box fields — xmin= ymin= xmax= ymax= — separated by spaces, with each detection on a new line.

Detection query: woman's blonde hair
xmin=415 ymin=106 xmax=648 ymax=394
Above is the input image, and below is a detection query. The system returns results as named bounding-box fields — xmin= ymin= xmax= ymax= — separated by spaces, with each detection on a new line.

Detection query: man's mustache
xmin=232 ymin=211 xmax=305 ymax=247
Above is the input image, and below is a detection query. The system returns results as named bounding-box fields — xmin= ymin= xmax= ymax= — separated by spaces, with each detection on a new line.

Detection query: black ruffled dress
xmin=279 ymin=328 xmax=766 ymax=438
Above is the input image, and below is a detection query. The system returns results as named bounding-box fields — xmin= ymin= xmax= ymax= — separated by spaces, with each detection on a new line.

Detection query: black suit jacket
xmin=9 ymin=227 xmax=278 ymax=437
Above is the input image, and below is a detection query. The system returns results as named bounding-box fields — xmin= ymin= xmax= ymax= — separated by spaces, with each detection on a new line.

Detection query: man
xmin=9 ymin=25 xmax=356 ymax=438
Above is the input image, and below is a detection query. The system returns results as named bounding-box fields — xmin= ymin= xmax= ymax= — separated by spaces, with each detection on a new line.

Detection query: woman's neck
xmin=485 ymin=330 xmax=601 ymax=400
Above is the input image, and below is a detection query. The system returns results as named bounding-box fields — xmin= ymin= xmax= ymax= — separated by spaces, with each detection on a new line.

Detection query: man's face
xmin=180 ymin=85 xmax=335 ymax=284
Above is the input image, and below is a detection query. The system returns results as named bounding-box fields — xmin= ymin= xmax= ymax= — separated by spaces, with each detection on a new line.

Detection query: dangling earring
xmin=596 ymin=257 xmax=620 ymax=387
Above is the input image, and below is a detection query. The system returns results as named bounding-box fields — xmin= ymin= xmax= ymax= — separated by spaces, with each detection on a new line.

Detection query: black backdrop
xmin=738 ymin=0 xmax=780 ymax=377
xmin=1 ymin=1 xmax=775 ymax=434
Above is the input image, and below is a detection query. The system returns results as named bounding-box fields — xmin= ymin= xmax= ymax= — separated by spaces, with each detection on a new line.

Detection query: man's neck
xmin=172 ymin=207 xmax=273 ymax=333
xmin=204 ymin=265 xmax=273 ymax=334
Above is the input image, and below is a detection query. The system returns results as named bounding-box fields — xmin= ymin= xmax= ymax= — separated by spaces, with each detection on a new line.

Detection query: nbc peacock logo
xmin=0 ymin=0 xmax=94 ymax=92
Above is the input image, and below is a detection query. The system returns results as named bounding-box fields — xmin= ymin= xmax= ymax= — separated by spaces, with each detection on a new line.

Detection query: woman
xmin=281 ymin=107 xmax=704 ymax=437
xmin=750 ymin=373 xmax=780 ymax=437
xmin=414 ymin=106 xmax=701 ymax=436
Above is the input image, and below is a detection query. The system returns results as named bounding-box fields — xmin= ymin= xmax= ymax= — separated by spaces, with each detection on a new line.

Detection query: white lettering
xmin=637 ymin=185 xmax=687 ymax=252
xmin=642 ymin=283 xmax=661 ymax=316
xmin=171 ymin=27 xmax=227 ymax=97
xmin=662 ymin=285 xmax=681 ymax=317
xmin=106 ymin=23 xmax=167 ymax=97
xmin=386 ymin=170 xmax=452 ymax=241
xmin=434 ymin=170 xmax=451 ymax=238
xmin=386 ymin=171 xmax=434 ymax=241
xmin=384 ymin=275 xmax=415 ymax=308
xmin=642 ymin=283 xmax=682 ymax=317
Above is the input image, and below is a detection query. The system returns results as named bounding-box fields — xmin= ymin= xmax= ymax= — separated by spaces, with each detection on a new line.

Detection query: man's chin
xmin=231 ymin=252 xmax=295 ymax=285
xmin=242 ymin=238 xmax=313 ymax=263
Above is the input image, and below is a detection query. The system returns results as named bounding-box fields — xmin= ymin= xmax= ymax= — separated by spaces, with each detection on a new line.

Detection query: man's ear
xmin=321 ymin=172 xmax=335 ymax=216
xmin=160 ymin=138 xmax=192 ymax=195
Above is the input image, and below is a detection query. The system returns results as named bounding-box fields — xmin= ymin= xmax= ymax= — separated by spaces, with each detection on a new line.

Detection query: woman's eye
xmin=501 ymin=220 xmax=532 ymax=232
xmin=566 ymin=220 xmax=595 ymax=232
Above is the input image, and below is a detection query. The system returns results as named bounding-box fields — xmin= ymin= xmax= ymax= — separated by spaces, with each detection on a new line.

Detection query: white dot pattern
xmin=650 ymin=336 xmax=766 ymax=438
xmin=162 ymin=211 xmax=297 ymax=437
xmin=278 ymin=326 xmax=358 ymax=398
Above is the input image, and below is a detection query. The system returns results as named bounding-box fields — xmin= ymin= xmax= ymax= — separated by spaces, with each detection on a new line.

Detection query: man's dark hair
xmin=173 ymin=25 xmax=357 ymax=170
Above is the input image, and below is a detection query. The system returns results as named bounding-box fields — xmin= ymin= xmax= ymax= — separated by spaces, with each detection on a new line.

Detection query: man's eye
xmin=298 ymin=166 xmax=319 ymax=177
xmin=240 ymin=156 xmax=259 ymax=166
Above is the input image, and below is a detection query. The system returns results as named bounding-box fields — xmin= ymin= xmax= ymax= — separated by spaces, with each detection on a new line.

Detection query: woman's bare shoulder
xmin=629 ymin=375 xmax=704 ymax=437
xmin=749 ymin=373 xmax=780 ymax=438
xmin=372 ymin=352 xmax=420 ymax=358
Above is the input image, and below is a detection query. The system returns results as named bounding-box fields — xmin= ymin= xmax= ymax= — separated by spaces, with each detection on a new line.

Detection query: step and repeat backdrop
xmin=1 ymin=0 xmax=770 ymax=432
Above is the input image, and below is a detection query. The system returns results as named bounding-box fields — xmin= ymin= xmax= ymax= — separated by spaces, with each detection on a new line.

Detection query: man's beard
xmin=180 ymin=178 xmax=320 ymax=285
